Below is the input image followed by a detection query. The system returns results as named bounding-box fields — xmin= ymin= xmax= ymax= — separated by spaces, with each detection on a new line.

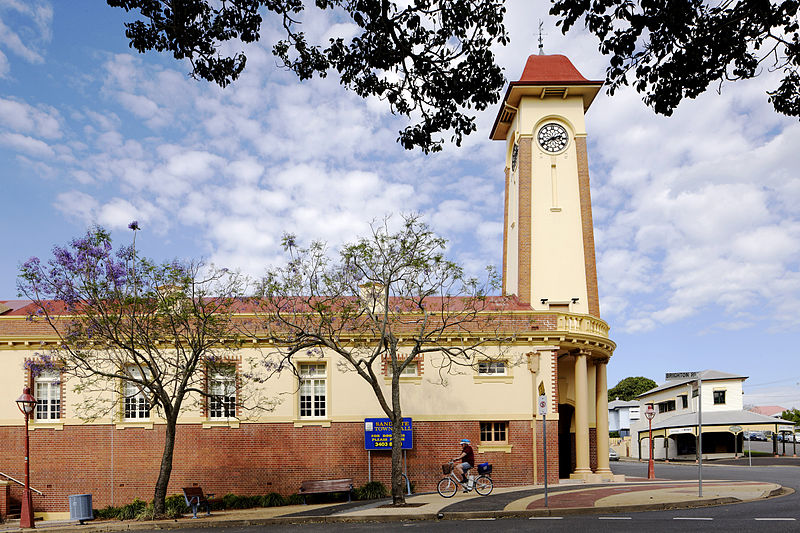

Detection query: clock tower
xmin=490 ymin=54 xmax=603 ymax=318
xmin=491 ymin=55 xmax=615 ymax=482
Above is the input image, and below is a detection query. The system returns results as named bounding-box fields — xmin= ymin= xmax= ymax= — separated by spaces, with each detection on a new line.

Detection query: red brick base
xmin=534 ymin=420 xmax=559 ymax=485
xmin=0 ymin=482 xmax=8 ymax=520
xmin=0 ymin=420 xmax=552 ymax=512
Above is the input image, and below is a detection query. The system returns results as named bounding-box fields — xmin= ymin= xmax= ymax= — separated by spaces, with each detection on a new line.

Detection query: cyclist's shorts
xmin=460 ymin=462 xmax=472 ymax=472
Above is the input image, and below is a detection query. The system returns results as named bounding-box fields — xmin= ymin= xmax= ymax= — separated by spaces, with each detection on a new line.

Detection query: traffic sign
xmin=538 ymin=394 xmax=547 ymax=415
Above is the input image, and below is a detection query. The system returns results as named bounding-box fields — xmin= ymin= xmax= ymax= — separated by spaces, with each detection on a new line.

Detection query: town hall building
xmin=0 ymin=53 xmax=616 ymax=519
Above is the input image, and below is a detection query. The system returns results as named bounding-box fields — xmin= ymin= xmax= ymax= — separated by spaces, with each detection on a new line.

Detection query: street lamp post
xmin=645 ymin=404 xmax=656 ymax=480
xmin=16 ymin=387 xmax=36 ymax=529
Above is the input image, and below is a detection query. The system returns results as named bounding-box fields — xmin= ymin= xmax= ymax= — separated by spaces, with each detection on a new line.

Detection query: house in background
xmin=632 ymin=370 xmax=795 ymax=460
xmin=748 ymin=405 xmax=788 ymax=418
xmin=608 ymin=398 xmax=640 ymax=437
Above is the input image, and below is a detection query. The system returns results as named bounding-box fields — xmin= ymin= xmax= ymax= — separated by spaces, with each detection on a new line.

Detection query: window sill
xmin=383 ymin=376 xmax=423 ymax=385
xmin=473 ymin=375 xmax=513 ymax=384
xmin=116 ymin=421 xmax=154 ymax=430
xmin=294 ymin=419 xmax=331 ymax=428
xmin=202 ymin=420 xmax=240 ymax=429
xmin=31 ymin=421 xmax=64 ymax=431
xmin=477 ymin=444 xmax=513 ymax=454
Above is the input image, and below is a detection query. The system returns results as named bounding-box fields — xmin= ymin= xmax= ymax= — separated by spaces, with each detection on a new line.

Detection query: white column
xmin=595 ymin=360 xmax=611 ymax=474
xmin=574 ymin=352 xmax=591 ymax=476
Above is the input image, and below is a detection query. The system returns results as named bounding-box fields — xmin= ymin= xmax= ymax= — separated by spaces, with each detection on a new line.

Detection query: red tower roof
xmin=517 ymin=54 xmax=591 ymax=84
xmin=489 ymin=54 xmax=603 ymax=140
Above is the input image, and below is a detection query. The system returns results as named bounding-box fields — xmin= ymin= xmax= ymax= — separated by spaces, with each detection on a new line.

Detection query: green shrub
xmin=117 ymin=498 xmax=147 ymax=521
xmin=93 ymin=505 xmax=121 ymax=520
xmin=164 ymin=494 xmax=189 ymax=518
xmin=285 ymin=493 xmax=305 ymax=506
xmin=355 ymin=481 xmax=387 ymax=500
xmin=260 ymin=493 xmax=286 ymax=507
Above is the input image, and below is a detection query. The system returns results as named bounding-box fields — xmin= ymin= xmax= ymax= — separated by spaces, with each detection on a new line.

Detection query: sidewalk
xmin=0 ymin=478 xmax=788 ymax=531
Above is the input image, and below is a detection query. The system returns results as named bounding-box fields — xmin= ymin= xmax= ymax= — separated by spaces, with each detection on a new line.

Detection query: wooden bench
xmin=298 ymin=479 xmax=354 ymax=504
xmin=182 ymin=487 xmax=215 ymax=518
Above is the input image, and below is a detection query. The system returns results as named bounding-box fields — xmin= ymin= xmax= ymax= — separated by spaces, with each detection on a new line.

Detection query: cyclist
xmin=453 ymin=438 xmax=475 ymax=490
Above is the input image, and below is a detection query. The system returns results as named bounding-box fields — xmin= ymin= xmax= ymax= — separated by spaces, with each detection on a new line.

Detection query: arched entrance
xmin=558 ymin=403 xmax=575 ymax=478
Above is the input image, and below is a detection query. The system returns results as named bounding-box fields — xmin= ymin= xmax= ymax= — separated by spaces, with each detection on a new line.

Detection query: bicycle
xmin=437 ymin=460 xmax=493 ymax=497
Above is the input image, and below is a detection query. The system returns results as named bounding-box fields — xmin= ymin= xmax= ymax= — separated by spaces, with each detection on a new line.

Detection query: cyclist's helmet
xmin=460 ymin=439 xmax=471 ymax=445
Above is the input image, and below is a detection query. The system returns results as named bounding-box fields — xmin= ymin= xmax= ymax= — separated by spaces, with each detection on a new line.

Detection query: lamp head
xmin=644 ymin=405 xmax=656 ymax=420
xmin=16 ymin=387 xmax=35 ymax=415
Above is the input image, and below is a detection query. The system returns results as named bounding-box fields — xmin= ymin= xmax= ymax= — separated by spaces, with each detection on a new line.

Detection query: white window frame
xmin=299 ymin=363 xmax=327 ymax=419
xmin=480 ymin=421 xmax=508 ymax=443
xmin=388 ymin=361 xmax=419 ymax=377
xmin=209 ymin=371 xmax=237 ymax=419
xmin=34 ymin=370 xmax=61 ymax=421
xmin=478 ymin=361 xmax=507 ymax=375
xmin=124 ymin=367 xmax=151 ymax=421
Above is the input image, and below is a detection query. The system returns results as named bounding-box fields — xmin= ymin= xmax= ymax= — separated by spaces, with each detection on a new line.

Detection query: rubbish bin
xmin=68 ymin=494 xmax=94 ymax=524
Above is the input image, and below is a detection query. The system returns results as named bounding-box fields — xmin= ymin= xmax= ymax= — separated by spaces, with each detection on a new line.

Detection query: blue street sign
xmin=364 ymin=417 xmax=412 ymax=450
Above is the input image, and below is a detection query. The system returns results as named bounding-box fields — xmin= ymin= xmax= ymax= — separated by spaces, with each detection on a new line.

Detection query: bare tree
xmin=254 ymin=215 xmax=514 ymax=504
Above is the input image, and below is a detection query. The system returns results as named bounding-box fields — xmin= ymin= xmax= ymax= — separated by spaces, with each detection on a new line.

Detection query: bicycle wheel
xmin=437 ymin=477 xmax=458 ymax=498
xmin=474 ymin=475 xmax=493 ymax=495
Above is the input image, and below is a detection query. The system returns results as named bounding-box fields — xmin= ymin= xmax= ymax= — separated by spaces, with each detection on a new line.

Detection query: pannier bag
xmin=477 ymin=462 xmax=492 ymax=475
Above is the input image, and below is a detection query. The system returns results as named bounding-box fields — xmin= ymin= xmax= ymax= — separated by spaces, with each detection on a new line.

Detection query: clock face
xmin=537 ymin=123 xmax=569 ymax=153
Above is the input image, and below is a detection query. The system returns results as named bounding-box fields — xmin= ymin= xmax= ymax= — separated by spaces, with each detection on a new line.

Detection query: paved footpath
xmin=0 ymin=478 xmax=788 ymax=531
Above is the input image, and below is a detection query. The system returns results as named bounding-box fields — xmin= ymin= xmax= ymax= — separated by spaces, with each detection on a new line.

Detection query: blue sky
xmin=2 ymin=1 xmax=799 ymax=408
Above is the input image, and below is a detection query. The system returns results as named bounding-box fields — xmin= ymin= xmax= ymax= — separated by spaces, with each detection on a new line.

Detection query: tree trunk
xmin=390 ymin=378 xmax=406 ymax=505
xmin=153 ymin=416 xmax=178 ymax=516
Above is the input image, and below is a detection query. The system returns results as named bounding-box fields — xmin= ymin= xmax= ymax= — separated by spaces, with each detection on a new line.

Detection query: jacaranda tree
xmin=17 ymin=223 xmax=260 ymax=517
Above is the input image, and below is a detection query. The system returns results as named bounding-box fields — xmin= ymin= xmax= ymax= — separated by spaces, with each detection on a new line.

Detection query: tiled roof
xmin=516 ymin=54 xmax=592 ymax=84
xmin=749 ymin=405 xmax=788 ymax=417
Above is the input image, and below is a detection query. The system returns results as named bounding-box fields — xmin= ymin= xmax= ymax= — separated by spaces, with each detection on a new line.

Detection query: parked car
xmin=750 ymin=431 xmax=767 ymax=441
xmin=609 ymin=449 xmax=620 ymax=461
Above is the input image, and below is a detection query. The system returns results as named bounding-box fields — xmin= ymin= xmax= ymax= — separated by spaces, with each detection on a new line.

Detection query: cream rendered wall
xmin=0 ymin=350 xmax=29 ymax=424
xmin=516 ymin=95 xmax=590 ymax=314
xmin=1 ymin=345 xmax=545 ymax=426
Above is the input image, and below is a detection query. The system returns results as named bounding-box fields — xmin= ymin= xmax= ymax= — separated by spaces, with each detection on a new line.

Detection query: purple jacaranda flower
xmin=128 ymin=221 xmax=140 ymax=231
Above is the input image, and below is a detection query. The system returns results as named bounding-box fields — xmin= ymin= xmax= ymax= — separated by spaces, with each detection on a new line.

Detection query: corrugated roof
xmin=609 ymin=399 xmax=640 ymax=409
xmin=646 ymin=410 xmax=795 ymax=431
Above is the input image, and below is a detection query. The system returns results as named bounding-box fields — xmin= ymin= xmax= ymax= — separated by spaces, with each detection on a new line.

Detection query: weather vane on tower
xmin=538 ymin=20 xmax=546 ymax=55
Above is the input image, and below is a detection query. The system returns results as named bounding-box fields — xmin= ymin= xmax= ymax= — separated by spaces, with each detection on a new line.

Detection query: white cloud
xmin=0 ymin=131 xmax=54 ymax=157
xmin=0 ymin=97 xmax=61 ymax=138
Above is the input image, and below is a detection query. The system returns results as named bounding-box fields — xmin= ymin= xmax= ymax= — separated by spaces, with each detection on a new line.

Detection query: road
xmin=136 ymin=461 xmax=800 ymax=532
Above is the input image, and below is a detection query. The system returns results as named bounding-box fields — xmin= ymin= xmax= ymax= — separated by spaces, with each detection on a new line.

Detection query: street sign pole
xmin=538 ymin=389 xmax=548 ymax=508
xmin=668 ymin=371 xmax=703 ymax=497
xmin=698 ymin=376 xmax=702 ymax=498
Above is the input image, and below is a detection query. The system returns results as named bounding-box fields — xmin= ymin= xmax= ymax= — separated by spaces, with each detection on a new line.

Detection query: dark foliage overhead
xmin=550 ymin=0 xmax=800 ymax=119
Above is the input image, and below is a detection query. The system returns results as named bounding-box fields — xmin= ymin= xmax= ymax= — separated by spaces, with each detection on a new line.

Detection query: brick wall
xmin=534 ymin=420 xmax=559 ymax=485
xmin=0 ymin=482 xmax=8 ymax=520
xmin=0 ymin=419 xmax=546 ymax=512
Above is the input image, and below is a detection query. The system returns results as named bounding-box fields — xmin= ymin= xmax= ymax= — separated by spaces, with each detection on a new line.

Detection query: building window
xmin=657 ymin=400 xmax=676 ymax=413
xmin=388 ymin=361 xmax=418 ymax=377
xmin=713 ymin=390 xmax=726 ymax=405
xmin=680 ymin=395 xmax=688 ymax=409
xmin=124 ymin=368 xmax=151 ymax=421
xmin=478 ymin=361 xmax=506 ymax=375
xmin=299 ymin=363 xmax=326 ymax=418
xmin=34 ymin=370 xmax=61 ymax=420
xmin=480 ymin=421 xmax=508 ymax=443
xmin=209 ymin=371 xmax=236 ymax=419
